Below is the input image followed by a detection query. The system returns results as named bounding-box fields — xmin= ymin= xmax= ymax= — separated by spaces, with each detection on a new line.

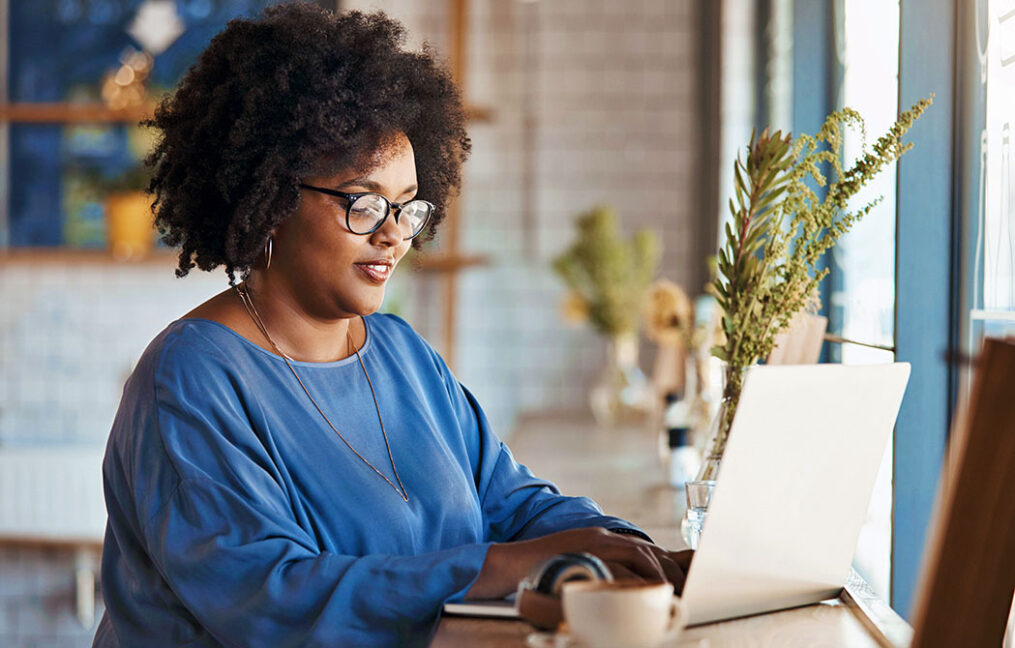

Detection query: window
xmin=1 ymin=0 xmax=280 ymax=249
xmin=838 ymin=0 xmax=900 ymax=603
xmin=965 ymin=0 xmax=1015 ymax=372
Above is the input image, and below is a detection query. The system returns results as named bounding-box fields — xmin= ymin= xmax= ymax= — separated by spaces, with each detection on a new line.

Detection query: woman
xmin=94 ymin=3 xmax=691 ymax=646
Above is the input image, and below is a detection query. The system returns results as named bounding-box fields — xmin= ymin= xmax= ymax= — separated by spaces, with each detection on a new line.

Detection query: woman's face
xmin=270 ymin=132 xmax=417 ymax=320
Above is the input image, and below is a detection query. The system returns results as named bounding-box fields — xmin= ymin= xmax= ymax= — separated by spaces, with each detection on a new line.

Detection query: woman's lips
xmin=354 ymin=262 xmax=392 ymax=284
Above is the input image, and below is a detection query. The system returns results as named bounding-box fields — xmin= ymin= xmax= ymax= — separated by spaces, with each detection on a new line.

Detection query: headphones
xmin=516 ymin=553 xmax=613 ymax=630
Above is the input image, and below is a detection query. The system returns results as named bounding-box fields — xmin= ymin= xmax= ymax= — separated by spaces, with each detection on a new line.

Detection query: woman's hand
xmin=654 ymin=545 xmax=694 ymax=595
xmin=465 ymin=527 xmax=694 ymax=600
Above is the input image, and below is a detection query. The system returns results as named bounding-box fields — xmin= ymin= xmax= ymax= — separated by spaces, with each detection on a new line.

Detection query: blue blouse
xmin=94 ymin=314 xmax=645 ymax=647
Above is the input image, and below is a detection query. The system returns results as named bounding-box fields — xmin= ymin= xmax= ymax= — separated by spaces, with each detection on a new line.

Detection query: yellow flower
xmin=560 ymin=292 xmax=590 ymax=325
xmin=644 ymin=279 xmax=693 ymax=346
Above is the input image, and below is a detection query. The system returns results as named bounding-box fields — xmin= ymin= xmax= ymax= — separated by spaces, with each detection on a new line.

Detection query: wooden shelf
xmin=0 ymin=535 xmax=103 ymax=551
xmin=412 ymin=251 xmax=488 ymax=273
xmin=0 ymin=247 xmax=177 ymax=266
xmin=0 ymin=102 xmax=493 ymax=125
xmin=465 ymin=104 xmax=494 ymax=122
xmin=0 ymin=102 xmax=154 ymax=123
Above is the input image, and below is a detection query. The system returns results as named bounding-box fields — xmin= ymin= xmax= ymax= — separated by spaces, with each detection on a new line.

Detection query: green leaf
xmin=718 ymin=247 xmax=731 ymax=271
xmin=734 ymin=161 xmax=747 ymax=193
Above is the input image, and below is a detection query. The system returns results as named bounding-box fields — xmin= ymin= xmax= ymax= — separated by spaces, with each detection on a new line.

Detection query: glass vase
xmin=680 ymin=362 xmax=748 ymax=547
xmin=694 ymin=362 xmax=748 ymax=480
xmin=589 ymin=332 xmax=650 ymax=427
xmin=686 ymin=350 xmax=717 ymax=445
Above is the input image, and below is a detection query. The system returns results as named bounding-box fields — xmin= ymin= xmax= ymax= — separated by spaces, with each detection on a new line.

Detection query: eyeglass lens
xmin=348 ymin=194 xmax=430 ymax=238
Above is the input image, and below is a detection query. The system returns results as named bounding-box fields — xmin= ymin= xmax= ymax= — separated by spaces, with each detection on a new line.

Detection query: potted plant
xmin=105 ymin=164 xmax=155 ymax=261
xmin=79 ymin=164 xmax=154 ymax=260
xmin=553 ymin=205 xmax=661 ymax=425
xmin=699 ymin=95 xmax=933 ymax=480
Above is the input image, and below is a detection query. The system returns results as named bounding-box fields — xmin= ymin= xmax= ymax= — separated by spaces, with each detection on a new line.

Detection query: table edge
xmin=841 ymin=569 xmax=914 ymax=648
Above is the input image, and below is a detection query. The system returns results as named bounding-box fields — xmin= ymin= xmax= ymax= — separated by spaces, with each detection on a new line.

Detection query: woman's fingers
xmin=657 ymin=560 xmax=690 ymax=601
xmin=651 ymin=547 xmax=693 ymax=581
xmin=604 ymin=540 xmax=693 ymax=592
xmin=602 ymin=561 xmax=645 ymax=583
xmin=530 ymin=527 xmax=674 ymax=585
xmin=630 ymin=544 xmax=668 ymax=582
xmin=656 ymin=553 xmax=688 ymax=594
xmin=669 ymin=548 xmax=694 ymax=571
xmin=592 ymin=535 xmax=667 ymax=582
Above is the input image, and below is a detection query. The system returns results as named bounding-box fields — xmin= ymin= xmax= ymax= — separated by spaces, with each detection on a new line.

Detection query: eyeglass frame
xmin=298 ymin=183 xmax=434 ymax=240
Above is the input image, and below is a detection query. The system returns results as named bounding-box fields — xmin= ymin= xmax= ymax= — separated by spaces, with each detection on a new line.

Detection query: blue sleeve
xmin=446 ymin=382 xmax=650 ymax=543
xmin=140 ymin=347 xmax=490 ymax=647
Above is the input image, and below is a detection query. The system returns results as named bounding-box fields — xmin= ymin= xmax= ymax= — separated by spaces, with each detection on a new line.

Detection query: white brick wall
xmin=0 ymin=263 xmax=223 ymax=446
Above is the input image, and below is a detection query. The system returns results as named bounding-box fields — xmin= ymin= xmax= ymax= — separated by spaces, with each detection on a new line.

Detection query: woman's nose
xmin=370 ymin=208 xmax=403 ymax=246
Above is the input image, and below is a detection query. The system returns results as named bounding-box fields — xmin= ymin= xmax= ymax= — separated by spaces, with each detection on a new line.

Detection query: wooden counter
xmin=433 ymin=413 xmax=911 ymax=647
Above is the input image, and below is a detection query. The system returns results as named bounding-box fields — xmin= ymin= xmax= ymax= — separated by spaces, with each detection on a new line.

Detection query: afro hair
xmin=144 ymin=1 xmax=471 ymax=283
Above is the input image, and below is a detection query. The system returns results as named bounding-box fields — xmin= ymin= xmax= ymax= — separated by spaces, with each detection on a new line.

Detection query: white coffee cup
xmin=562 ymin=580 xmax=687 ymax=648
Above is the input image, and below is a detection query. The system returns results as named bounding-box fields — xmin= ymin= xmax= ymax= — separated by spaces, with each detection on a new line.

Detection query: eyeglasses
xmin=299 ymin=183 xmax=434 ymax=240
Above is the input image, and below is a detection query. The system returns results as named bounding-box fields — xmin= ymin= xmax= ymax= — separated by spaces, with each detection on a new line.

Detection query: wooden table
xmin=432 ymin=413 xmax=912 ymax=647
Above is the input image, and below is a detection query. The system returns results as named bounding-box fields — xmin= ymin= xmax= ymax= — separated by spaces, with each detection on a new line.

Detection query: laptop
xmin=680 ymin=362 xmax=910 ymax=625
xmin=444 ymin=363 xmax=910 ymax=625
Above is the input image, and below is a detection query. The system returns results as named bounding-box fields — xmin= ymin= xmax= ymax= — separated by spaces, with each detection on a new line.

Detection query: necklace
xmin=234 ymin=283 xmax=410 ymax=503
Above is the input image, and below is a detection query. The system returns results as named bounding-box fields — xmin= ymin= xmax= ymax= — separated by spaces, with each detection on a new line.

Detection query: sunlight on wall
xmin=968 ymin=0 xmax=1015 ymax=362
xmin=839 ymin=0 xmax=900 ymax=604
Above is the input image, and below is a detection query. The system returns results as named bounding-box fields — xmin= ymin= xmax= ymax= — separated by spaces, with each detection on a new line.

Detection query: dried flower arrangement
xmin=701 ymin=95 xmax=934 ymax=476
xmin=553 ymin=205 xmax=661 ymax=337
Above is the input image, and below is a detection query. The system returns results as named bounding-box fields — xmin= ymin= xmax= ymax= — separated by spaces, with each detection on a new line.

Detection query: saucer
xmin=525 ymin=631 xmax=572 ymax=648
xmin=525 ymin=631 xmax=710 ymax=648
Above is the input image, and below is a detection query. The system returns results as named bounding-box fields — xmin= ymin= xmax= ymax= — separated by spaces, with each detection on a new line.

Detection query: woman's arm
xmin=445 ymin=384 xmax=693 ymax=598
xmin=475 ymin=429 xmax=649 ymax=541
xmin=441 ymin=381 xmax=647 ymax=541
xmin=140 ymin=473 xmax=490 ymax=647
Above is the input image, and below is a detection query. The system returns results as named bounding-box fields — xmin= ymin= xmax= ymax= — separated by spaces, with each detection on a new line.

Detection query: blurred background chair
xmin=910 ymin=337 xmax=1015 ymax=647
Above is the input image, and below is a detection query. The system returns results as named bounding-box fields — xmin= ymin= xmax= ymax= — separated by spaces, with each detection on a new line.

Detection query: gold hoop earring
xmin=264 ymin=237 xmax=273 ymax=271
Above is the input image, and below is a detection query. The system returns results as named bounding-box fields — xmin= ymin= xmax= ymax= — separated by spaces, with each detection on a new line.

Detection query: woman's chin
xmin=348 ymin=294 xmax=386 ymax=317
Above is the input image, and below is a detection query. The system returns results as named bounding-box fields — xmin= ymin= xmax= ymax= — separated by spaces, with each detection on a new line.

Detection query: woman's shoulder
xmin=366 ymin=313 xmax=465 ymax=394
xmin=153 ymin=318 xmax=247 ymax=362
xmin=366 ymin=311 xmax=416 ymax=339
xmin=129 ymin=318 xmax=256 ymax=395
xmin=366 ymin=312 xmax=445 ymax=367
xmin=109 ymin=320 xmax=256 ymax=488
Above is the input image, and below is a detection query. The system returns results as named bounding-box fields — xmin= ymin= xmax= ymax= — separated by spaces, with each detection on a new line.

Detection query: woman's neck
xmin=239 ymin=272 xmax=364 ymax=363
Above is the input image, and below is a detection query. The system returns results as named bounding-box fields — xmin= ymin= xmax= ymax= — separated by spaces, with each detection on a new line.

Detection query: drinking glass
xmin=682 ymin=480 xmax=716 ymax=549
